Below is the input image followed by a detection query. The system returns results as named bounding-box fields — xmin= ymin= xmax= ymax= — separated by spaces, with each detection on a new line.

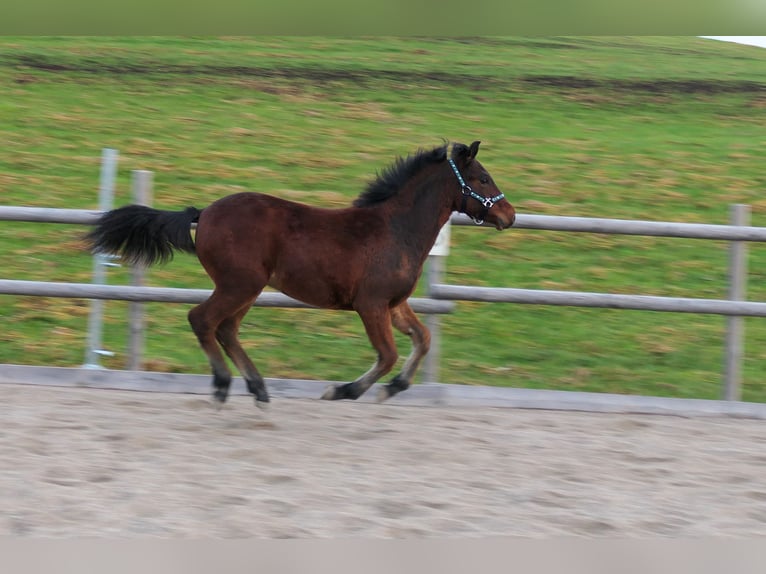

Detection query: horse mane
xmin=353 ymin=143 xmax=449 ymax=208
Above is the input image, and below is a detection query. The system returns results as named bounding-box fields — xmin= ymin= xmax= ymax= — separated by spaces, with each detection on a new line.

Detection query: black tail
xmin=86 ymin=205 xmax=201 ymax=266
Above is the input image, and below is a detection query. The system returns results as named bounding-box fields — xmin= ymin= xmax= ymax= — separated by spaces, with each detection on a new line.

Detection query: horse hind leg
xmin=321 ymin=305 xmax=398 ymax=401
xmin=215 ymin=304 xmax=270 ymax=408
xmin=188 ymin=297 xmax=234 ymax=405
xmin=377 ymin=302 xmax=431 ymax=403
xmin=188 ymin=288 xmax=266 ymax=407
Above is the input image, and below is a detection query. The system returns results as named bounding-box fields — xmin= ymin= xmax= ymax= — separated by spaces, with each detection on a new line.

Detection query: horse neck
xmin=387 ymin=167 xmax=455 ymax=258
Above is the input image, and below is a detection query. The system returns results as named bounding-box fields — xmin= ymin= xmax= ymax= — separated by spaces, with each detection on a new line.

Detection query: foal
xmin=87 ymin=141 xmax=515 ymax=408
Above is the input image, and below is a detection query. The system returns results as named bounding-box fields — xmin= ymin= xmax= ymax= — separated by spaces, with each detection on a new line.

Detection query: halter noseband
xmin=447 ymin=157 xmax=505 ymax=225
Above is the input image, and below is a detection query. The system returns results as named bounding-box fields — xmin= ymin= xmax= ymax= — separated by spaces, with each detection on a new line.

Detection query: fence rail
xmin=430 ymin=284 xmax=766 ymax=316
xmin=0 ymin=279 xmax=454 ymax=314
xmin=0 ymin=206 xmax=102 ymax=224
xmin=6 ymin=205 xmax=766 ymax=241
xmin=455 ymin=212 xmax=766 ymax=240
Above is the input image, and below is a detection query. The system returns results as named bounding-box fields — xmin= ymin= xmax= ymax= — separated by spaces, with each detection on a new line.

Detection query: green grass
xmin=2 ymin=36 xmax=766 ymax=402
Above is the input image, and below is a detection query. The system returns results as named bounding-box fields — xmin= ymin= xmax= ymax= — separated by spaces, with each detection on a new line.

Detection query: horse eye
xmin=480 ymin=176 xmax=489 ymax=184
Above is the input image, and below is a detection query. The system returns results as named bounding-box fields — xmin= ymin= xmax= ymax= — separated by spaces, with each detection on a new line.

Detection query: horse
xmin=87 ymin=140 xmax=516 ymax=408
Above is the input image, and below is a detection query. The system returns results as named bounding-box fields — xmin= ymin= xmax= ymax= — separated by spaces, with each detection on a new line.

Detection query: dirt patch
xmin=520 ymin=75 xmax=766 ymax=95
xmin=2 ymin=384 xmax=765 ymax=538
xmin=11 ymin=53 xmax=766 ymax=96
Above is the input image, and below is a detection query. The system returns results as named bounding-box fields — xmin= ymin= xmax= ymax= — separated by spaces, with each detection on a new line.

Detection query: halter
xmin=447 ymin=158 xmax=505 ymax=225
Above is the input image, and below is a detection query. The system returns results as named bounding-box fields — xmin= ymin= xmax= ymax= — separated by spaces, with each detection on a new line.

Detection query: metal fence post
xmin=127 ymin=170 xmax=153 ymax=370
xmin=723 ymin=204 xmax=750 ymax=400
xmin=83 ymin=148 xmax=118 ymax=369
xmin=423 ymin=221 xmax=450 ymax=383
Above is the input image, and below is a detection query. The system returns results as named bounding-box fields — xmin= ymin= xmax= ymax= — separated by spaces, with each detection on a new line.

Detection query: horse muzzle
xmin=493 ymin=211 xmax=516 ymax=230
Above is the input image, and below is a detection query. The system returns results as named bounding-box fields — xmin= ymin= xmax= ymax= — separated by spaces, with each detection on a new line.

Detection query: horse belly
xmin=267 ymin=261 xmax=356 ymax=310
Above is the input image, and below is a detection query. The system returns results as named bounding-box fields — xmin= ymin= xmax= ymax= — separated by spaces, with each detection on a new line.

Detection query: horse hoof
xmin=212 ymin=389 xmax=228 ymax=404
xmin=376 ymin=386 xmax=392 ymax=403
xmin=320 ymin=385 xmax=339 ymax=400
xmin=320 ymin=383 xmax=362 ymax=400
xmin=255 ymin=398 xmax=270 ymax=410
xmin=208 ymin=398 xmax=224 ymax=411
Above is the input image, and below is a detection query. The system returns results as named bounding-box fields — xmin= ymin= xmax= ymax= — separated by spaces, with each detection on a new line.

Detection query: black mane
xmin=353 ymin=144 xmax=448 ymax=207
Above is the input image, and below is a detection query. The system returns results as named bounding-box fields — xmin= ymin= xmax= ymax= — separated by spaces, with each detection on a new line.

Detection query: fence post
xmin=127 ymin=170 xmax=153 ymax=370
xmin=723 ymin=204 xmax=750 ymax=400
xmin=423 ymin=221 xmax=450 ymax=383
xmin=83 ymin=149 xmax=118 ymax=369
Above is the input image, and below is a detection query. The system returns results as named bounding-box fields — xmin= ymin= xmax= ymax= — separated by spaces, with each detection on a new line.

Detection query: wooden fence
xmin=2 ymin=203 xmax=765 ymax=402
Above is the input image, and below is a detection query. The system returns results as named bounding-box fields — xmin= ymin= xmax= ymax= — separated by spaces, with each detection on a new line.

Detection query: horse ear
xmin=451 ymin=141 xmax=481 ymax=163
xmin=468 ymin=141 xmax=481 ymax=159
xmin=451 ymin=142 xmax=471 ymax=162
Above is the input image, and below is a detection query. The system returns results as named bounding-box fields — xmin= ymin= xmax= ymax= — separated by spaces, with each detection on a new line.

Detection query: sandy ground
xmin=2 ymin=383 xmax=765 ymax=538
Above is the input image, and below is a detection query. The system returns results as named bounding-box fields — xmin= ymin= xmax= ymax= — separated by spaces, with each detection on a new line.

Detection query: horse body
xmin=196 ymin=192 xmax=425 ymax=311
xmin=87 ymin=141 xmax=515 ymax=408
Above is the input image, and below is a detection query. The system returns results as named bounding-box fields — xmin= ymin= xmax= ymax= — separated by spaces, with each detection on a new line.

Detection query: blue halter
xmin=447 ymin=157 xmax=505 ymax=225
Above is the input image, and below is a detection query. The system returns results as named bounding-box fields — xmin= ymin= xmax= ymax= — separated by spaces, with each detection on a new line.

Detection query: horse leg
xmin=320 ymin=306 xmax=398 ymax=401
xmin=188 ymin=289 xmax=258 ymax=405
xmin=215 ymin=304 xmax=270 ymax=408
xmin=377 ymin=302 xmax=431 ymax=402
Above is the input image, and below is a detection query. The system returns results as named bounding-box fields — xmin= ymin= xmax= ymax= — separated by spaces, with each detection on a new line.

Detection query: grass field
xmin=2 ymin=37 xmax=766 ymax=401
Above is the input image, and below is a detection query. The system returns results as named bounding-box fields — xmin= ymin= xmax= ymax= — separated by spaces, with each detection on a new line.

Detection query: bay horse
xmin=87 ymin=141 xmax=515 ymax=408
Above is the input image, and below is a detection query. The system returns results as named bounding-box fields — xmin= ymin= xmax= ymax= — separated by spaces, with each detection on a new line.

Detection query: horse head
xmin=450 ymin=141 xmax=516 ymax=230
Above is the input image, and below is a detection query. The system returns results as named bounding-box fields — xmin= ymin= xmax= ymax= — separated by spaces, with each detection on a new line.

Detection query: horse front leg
xmin=320 ymin=306 xmax=398 ymax=401
xmin=377 ymin=301 xmax=431 ymax=403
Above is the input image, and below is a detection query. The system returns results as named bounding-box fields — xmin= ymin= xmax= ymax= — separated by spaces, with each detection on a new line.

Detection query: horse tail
xmin=86 ymin=205 xmax=201 ymax=266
